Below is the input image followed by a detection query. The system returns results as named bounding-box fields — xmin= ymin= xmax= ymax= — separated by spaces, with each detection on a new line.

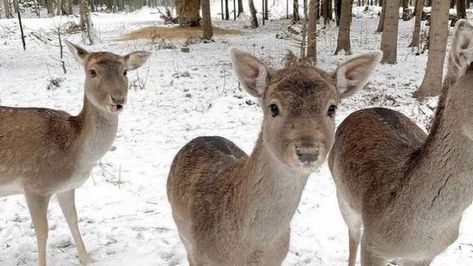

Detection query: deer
xmin=0 ymin=42 xmax=150 ymax=266
xmin=328 ymin=19 xmax=473 ymax=266
xmin=167 ymin=48 xmax=382 ymax=265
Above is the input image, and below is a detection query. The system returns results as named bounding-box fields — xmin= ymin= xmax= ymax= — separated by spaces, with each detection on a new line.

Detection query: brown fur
xmin=328 ymin=20 xmax=473 ymax=266
xmin=0 ymin=42 xmax=150 ymax=266
xmin=167 ymin=48 xmax=381 ymax=265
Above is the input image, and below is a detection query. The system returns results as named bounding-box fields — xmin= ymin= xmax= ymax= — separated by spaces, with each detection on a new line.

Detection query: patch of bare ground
xmin=119 ymin=26 xmax=241 ymax=41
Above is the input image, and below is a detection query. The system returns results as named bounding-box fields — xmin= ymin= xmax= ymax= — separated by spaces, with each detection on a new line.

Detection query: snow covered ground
xmin=0 ymin=4 xmax=472 ymax=266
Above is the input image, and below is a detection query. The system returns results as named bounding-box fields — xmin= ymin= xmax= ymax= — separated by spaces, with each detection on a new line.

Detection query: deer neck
xmin=406 ymin=74 xmax=473 ymax=221
xmin=241 ymin=132 xmax=309 ymax=243
xmin=74 ymin=96 xmax=118 ymax=167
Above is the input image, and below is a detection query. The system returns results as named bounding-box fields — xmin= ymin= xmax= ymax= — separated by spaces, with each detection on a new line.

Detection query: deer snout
xmin=109 ymin=95 xmax=126 ymax=113
xmin=295 ymin=139 xmax=319 ymax=164
xmin=111 ymin=95 xmax=126 ymax=105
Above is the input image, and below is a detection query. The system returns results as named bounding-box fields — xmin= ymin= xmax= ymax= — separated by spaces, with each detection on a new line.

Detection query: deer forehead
xmin=85 ymin=52 xmax=126 ymax=70
xmin=265 ymin=66 xmax=338 ymax=108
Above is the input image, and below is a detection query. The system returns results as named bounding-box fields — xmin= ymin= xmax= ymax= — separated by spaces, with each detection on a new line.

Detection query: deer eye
xmin=123 ymin=70 xmax=128 ymax=76
xmin=269 ymin=104 xmax=280 ymax=117
xmin=327 ymin=105 xmax=337 ymax=118
xmin=89 ymin=69 xmax=97 ymax=77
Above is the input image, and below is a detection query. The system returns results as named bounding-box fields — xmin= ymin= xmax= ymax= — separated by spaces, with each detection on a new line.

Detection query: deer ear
xmin=65 ymin=41 xmax=89 ymax=64
xmin=230 ymin=47 xmax=270 ymax=98
xmin=124 ymin=51 xmax=151 ymax=70
xmin=333 ymin=51 xmax=382 ymax=99
xmin=451 ymin=19 xmax=473 ymax=69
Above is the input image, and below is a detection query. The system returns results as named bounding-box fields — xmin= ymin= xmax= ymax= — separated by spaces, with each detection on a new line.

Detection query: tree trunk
xmin=3 ymin=0 xmax=12 ymax=18
xmin=335 ymin=0 xmax=341 ymax=25
xmin=306 ymin=0 xmax=317 ymax=62
xmin=15 ymin=0 xmax=26 ymax=50
xmin=409 ymin=0 xmax=424 ymax=49
xmin=80 ymin=0 xmax=95 ymax=44
xmin=415 ymin=0 xmax=450 ymax=98
xmin=248 ymin=0 xmax=259 ymax=27
xmin=238 ymin=0 xmax=243 ymax=16
xmin=380 ymin=0 xmax=399 ymax=63
xmin=456 ymin=0 xmax=466 ymax=19
xmin=176 ymin=0 xmax=201 ymax=26
xmin=321 ymin=0 xmax=332 ymax=24
xmin=225 ymin=0 xmax=229 ymax=20
xmin=201 ymin=0 xmax=213 ymax=40
xmin=402 ymin=0 xmax=410 ymax=20
xmin=376 ymin=0 xmax=386 ymax=32
xmin=335 ymin=0 xmax=352 ymax=55
xmin=293 ymin=0 xmax=300 ymax=22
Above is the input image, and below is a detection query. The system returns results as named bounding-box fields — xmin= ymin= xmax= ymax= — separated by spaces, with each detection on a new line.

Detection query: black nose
xmin=295 ymin=139 xmax=319 ymax=163
xmin=111 ymin=95 xmax=125 ymax=105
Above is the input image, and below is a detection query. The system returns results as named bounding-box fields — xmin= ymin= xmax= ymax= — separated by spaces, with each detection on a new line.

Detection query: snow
xmin=0 ymin=3 xmax=473 ymax=266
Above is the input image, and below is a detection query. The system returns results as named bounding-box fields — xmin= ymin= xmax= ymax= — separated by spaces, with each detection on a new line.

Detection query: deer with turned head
xmin=167 ymin=48 xmax=381 ymax=265
xmin=0 ymin=42 xmax=150 ymax=266
xmin=328 ymin=19 xmax=473 ymax=266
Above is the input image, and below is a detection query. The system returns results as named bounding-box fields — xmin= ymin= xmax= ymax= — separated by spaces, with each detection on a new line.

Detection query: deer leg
xmin=338 ymin=195 xmax=361 ymax=266
xmin=57 ymin=190 xmax=92 ymax=265
xmin=25 ymin=193 xmax=51 ymax=266
xmin=360 ymin=241 xmax=387 ymax=266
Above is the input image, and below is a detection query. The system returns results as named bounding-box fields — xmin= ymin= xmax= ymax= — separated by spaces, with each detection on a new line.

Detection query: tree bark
xmin=225 ymin=0 xmax=229 ymax=20
xmin=380 ymin=0 xmax=399 ymax=63
xmin=335 ymin=0 xmax=341 ymax=25
xmin=80 ymin=0 xmax=95 ymax=44
xmin=201 ymin=0 xmax=213 ymax=40
xmin=409 ymin=0 xmax=424 ymax=48
xmin=321 ymin=0 xmax=332 ymax=24
xmin=335 ymin=0 xmax=352 ymax=55
xmin=306 ymin=0 xmax=317 ymax=62
xmin=3 ymin=0 xmax=12 ymax=18
xmin=402 ymin=0 xmax=410 ymax=20
xmin=176 ymin=0 xmax=201 ymax=26
xmin=456 ymin=0 xmax=466 ymax=19
xmin=238 ymin=0 xmax=243 ymax=16
xmin=415 ymin=0 xmax=450 ymax=98
xmin=248 ymin=0 xmax=259 ymax=27
xmin=376 ymin=0 xmax=386 ymax=32
xmin=293 ymin=0 xmax=300 ymax=22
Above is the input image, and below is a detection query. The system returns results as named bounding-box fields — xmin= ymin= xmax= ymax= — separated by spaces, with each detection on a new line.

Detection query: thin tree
xmin=15 ymin=0 xmax=26 ymax=50
xmin=376 ymin=0 xmax=386 ymax=32
xmin=2 ymin=0 xmax=12 ymax=18
xmin=415 ymin=0 xmax=450 ymax=98
xmin=380 ymin=0 xmax=400 ymax=63
xmin=457 ymin=0 xmax=466 ymax=19
xmin=237 ymin=0 xmax=243 ymax=16
xmin=249 ymin=0 xmax=258 ymax=28
xmin=402 ymin=0 xmax=410 ymax=21
xmin=225 ymin=0 xmax=229 ymax=20
xmin=293 ymin=0 xmax=300 ymax=22
xmin=202 ymin=0 xmax=212 ymax=40
xmin=306 ymin=0 xmax=317 ymax=62
xmin=80 ymin=0 xmax=95 ymax=44
xmin=335 ymin=0 xmax=352 ymax=55
xmin=335 ymin=0 xmax=341 ymax=25
xmin=409 ymin=0 xmax=424 ymax=49
xmin=321 ymin=0 xmax=333 ymax=25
